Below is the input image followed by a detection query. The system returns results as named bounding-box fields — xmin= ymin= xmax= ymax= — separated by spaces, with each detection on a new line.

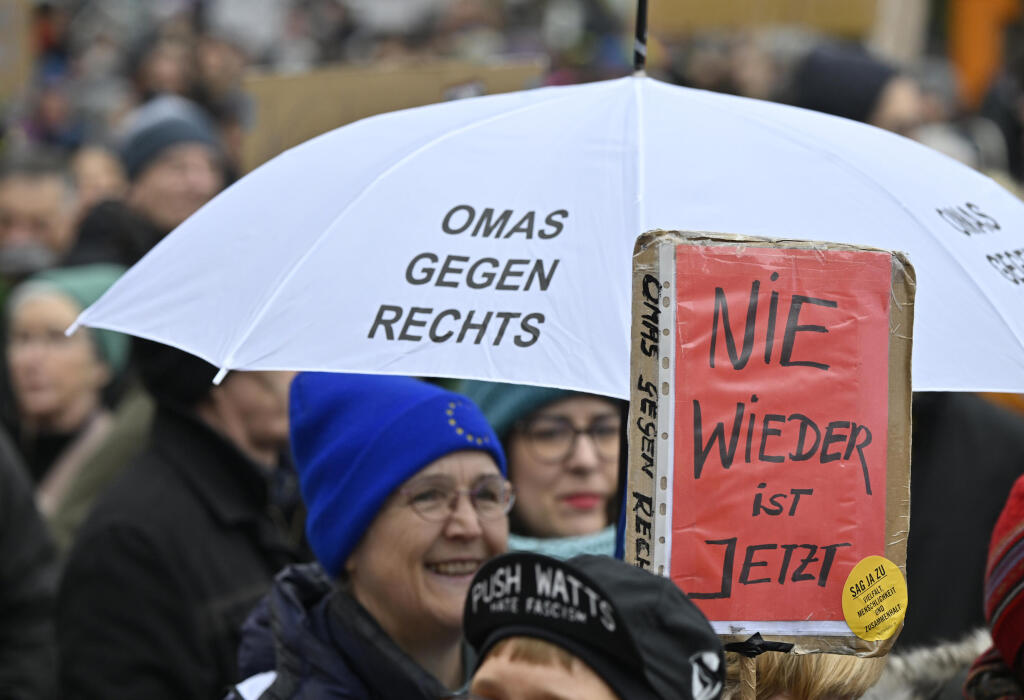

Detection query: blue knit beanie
xmin=457 ymin=380 xmax=578 ymax=440
xmin=290 ymin=372 xmax=507 ymax=577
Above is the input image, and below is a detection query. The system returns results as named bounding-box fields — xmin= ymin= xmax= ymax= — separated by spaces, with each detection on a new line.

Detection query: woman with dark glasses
xmin=458 ymin=381 xmax=624 ymax=559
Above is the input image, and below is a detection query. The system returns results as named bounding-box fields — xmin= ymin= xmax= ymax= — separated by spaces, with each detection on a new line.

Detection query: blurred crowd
xmin=0 ymin=1 xmax=1023 ymax=699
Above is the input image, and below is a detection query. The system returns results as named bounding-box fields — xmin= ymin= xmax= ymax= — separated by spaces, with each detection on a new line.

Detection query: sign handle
xmin=724 ymin=633 xmax=794 ymax=699
xmin=739 ymin=656 xmax=756 ymax=700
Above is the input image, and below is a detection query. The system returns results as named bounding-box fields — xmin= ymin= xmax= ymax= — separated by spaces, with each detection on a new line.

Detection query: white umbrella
xmin=72 ymin=73 xmax=1024 ymax=399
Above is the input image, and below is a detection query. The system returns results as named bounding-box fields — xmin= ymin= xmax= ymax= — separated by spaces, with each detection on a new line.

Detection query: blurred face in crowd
xmin=470 ymin=638 xmax=620 ymax=700
xmin=869 ymin=76 xmax=926 ymax=135
xmin=203 ymin=371 xmax=295 ymax=468
xmin=71 ymin=146 xmax=127 ymax=217
xmin=7 ymin=291 xmax=109 ymax=432
xmin=346 ymin=451 xmax=509 ymax=647
xmin=507 ymin=396 xmax=620 ymax=538
xmin=128 ymin=142 xmax=223 ymax=233
xmin=0 ymin=173 xmax=76 ymax=266
xmin=137 ymin=38 xmax=194 ymax=97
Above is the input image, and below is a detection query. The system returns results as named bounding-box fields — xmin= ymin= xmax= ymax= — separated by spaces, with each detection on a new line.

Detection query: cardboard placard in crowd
xmin=241 ymin=59 xmax=546 ymax=172
xmin=649 ymin=0 xmax=876 ymax=38
xmin=625 ymin=230 xmax=914 ymax=655
xmin=0 ymin=0 xmax=32 ymax=103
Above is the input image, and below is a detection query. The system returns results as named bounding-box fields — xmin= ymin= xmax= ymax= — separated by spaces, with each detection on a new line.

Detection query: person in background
xmin=458 ymin=380 xmax=622 ymax=558
xmin=62 ymin=95 xmax=225 ymax=268
xmin=876 ymin=392 xmax=1024 ymax=685
xmin=47 ymin=98 xmax=227 ymax=554
xmin=61 ymin=197 xmax=162 ymax=268
xmin=58 ymin=342 xmax=308 ymax=700
xmin=0 ymin=423 xmax=58 ymax=700
xmin=13 ymin=77 xmax=85 ymax=154
xmin=0 ymin=153 xmax=78 ymax=298
xmin=722 ymin=652 xmax=886 ymax=700
xmin=790 ymin=42 xmax=927 ymax=135
xmin=964 ymin=471 xmax=1024 ymax=699
xmin=117 ymin=94 xmax=224 ymax=237
xmin=68 ymin=145 xmax=127 ymax=221
xmin=463 ymin=551 xmax=724 ymax=700
xmin=4 ymin=264 xmax=127 ymax=523
xmin=231 ymin=373 xmax=510 ymax=699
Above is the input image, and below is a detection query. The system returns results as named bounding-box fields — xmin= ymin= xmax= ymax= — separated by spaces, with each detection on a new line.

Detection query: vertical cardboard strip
xmin=654 ymin=241 xmax=677 ymax=576
xmin=885 ymin=253 xmax=915 ymax=571
xmin=739 ymin=656 xmax=757 ymax=700
xmin=625 ymin=233 xmax=664 ymax=570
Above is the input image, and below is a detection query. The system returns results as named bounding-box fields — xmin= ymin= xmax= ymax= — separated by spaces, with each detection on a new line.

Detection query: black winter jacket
xmin=0 ymin=427 xmax=58 ymax=699
xmin=899 ymin=393 xmax=1024 ymax=650
xmin=230 ymin=563 xmax=463 ymax=700
xmin=58 ymin=404 xmax=309 ymax=700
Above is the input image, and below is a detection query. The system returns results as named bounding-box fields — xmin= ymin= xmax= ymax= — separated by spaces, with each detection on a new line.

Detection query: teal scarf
xmin=508 ymin=525 xmax=616 ymax=560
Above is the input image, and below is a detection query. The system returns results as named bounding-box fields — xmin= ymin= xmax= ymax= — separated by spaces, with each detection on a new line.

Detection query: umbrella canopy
xmin=74 ymin=75 xmax=1024 ymax=398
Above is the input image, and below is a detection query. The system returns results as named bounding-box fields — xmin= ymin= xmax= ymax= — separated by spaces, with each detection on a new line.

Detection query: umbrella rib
xmin=670 ymin=84 xmax=1024 ymax=357
xmin=215 ymin=80 xmax=627 ymax=377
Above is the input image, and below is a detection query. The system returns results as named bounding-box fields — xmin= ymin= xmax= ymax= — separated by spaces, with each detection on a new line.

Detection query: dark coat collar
xmin=150 ymin=403 xmax=272 ymax=526
xmin=261 ymin=563 xmax=463 ymax=699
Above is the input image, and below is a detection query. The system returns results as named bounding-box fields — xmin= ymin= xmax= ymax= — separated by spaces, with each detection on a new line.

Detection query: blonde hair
xmin=722 ymin=651 xmax=887 ymax=700
xmin=486 ymin=636 xmax=579 ymax=671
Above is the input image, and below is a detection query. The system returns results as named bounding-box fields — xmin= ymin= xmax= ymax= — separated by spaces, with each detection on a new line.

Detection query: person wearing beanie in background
xmin=458 ymin=380 xmax=623 ymax=559
xmin=58 ymin=341 xmax=308 ymax=700
xmin=964 ymin=472 xmax=1024 ymax=699
xmin=463 ymin=551 xmax=724 ymax=700
xmin=230 ymin=372 xmax=512 ymax=700
xmin=62 ymin=95 xmax=223 ymax=268
xmin=116 ymin=94 xmax=224 ymax=238
xmin=791 ymin=42 xmax=926 ymax=135
xmin=4 ymin=263 xmax=127 ymax=523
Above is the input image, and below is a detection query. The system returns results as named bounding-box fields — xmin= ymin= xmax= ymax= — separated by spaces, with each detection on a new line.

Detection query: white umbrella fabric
xmin=73 ymin=75 xmax=1024 ymax=398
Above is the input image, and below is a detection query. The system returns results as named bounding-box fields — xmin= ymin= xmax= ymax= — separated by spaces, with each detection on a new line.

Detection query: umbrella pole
xmin=634 ymin=0 xmax=648 ymax=74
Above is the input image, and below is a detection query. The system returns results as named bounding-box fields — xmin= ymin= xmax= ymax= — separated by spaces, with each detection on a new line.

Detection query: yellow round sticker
xmin=842 ymin=556 xmax=908 ymax=641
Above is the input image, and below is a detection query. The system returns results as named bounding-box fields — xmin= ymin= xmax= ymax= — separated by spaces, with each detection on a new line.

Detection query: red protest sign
xmin=672 ymin=244 xmax=889 ymax=621
xmin=626 ymin=231 xmax=913 ymax=653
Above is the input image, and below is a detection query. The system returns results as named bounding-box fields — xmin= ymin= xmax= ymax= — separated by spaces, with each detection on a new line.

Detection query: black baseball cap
xmin=464 ymin=553 xmax=724 ymax=700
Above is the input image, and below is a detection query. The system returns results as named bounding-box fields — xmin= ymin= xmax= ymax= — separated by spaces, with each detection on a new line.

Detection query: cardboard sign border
xmin=626 ymin=229 xmax=914 ymax=656
xmin=649 ymin=0 xmax=876 ymax=38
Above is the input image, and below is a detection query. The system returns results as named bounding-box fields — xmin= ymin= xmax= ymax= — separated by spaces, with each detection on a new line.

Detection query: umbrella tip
xmin=213 ymin=367 xmax=229 ymax=385
xmin=65 ymin=320 xmax=80 ymax=337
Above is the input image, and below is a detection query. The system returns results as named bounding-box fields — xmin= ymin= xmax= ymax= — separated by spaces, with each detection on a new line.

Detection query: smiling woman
xmin=230 ymin=373 xmax=511 ymax=700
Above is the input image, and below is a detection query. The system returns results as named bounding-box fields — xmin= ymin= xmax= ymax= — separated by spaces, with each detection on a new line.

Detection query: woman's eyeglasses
xmin=400 ymin=475 xmax=515 ymax=522
xmin=514 ymin=415 xmax=621 ymax=464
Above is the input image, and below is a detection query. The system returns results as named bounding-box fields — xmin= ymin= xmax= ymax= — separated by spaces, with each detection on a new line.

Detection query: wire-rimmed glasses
xmin=399 ymin=474 xmax=515 ymax=522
